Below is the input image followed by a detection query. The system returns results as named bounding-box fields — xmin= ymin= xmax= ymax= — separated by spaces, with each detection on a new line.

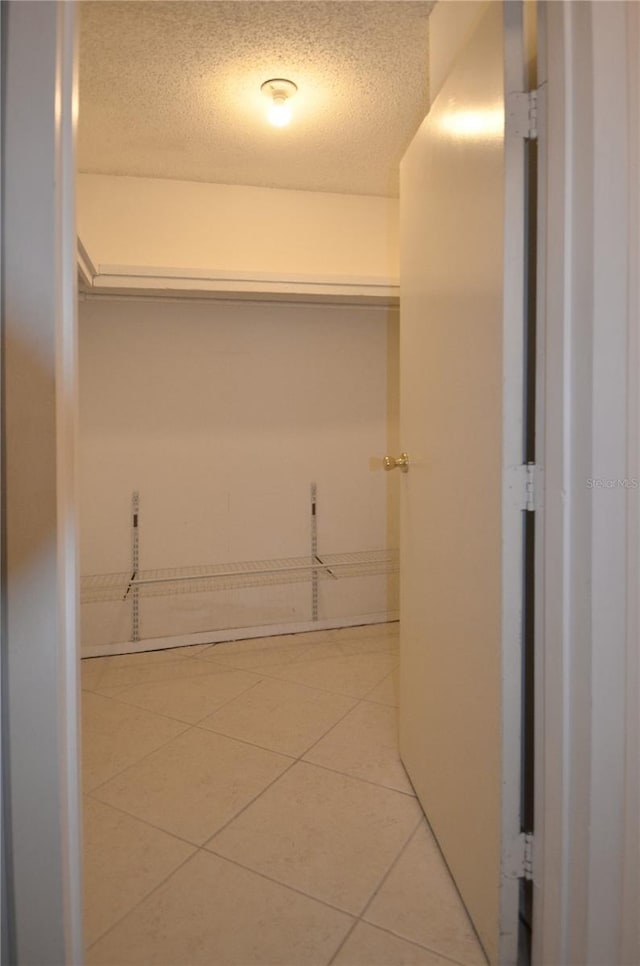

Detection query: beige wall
xmin=428 ymin=1 xmax=489 ymax=105
xmin=79 ymin=296 xmax=398 ymax=650
xmin=77 ymin=173 xmax=399 ymax=282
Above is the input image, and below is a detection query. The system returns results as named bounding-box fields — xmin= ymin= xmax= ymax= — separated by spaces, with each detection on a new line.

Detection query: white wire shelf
xmin=81 ymin=548 xmax=399 ymax=604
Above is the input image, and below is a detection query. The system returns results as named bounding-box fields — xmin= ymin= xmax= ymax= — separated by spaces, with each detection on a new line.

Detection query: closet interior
xmin=77 ymin=176 xmax=402 ymax=657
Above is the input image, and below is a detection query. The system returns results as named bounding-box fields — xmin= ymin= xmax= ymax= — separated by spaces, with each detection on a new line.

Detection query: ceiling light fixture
xmin=261 ymin=78 xmax=298 ymax=128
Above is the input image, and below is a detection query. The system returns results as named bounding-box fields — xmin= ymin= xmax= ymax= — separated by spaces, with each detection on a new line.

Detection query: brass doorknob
xmin=384 ymin=452 xmax=409 ymax=473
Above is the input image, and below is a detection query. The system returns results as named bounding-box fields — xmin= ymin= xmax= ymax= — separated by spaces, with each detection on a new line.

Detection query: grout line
xmin=187 ymin=675 xmax=266 ymax=726
xmin=189 ymin=712 xmax=418 ymax=801
xmin=199 ymin=636 xmax=398 ymax=669
xmin=80 ymin=673 xmax=106 ymax=693
xmin=84 ymin=792 xmax=202 ymax=850
xmin=99 ymin=670 xmax=266 ymax=727
xmin=326 ymin=917 xmax=360 ymax=965
xmin=359 ymin=694 xmax=398 ymax=709
xmin=201 ymin=757 xmax=299 ymax=845
xmin=201 ymin=846 xmax=359 ymax=921
xmin=206 ymin=665 xmax=364 ymax=702
xmin=84 ymin=666 xmax=265 ymax=723
xmin=84 ymin=641 xmax=215 ymax=660
xmin=80 ymin=683 xmax=106 ymax=697
xmin=87 ymin=656 xmax=245 ymax=698
xmin=196 ymin=688 xmax=411 ymax=796
xmin=84 ymin=722 xmax=193 ymax=796
xmin=197 ymin=635 xmax=337 ymax=669
xmin=239 ymin=656 xmax=399 ymax=702
xmin=357 ymin=812 xmax=425 ymax=920
xmin=343 ymin=917 xmax=481 ymax=966
xmin=85 ymin=685 xmax=187 ymax=716
xmin=353 ymin=818 xmax=488 ymax=966
xmin=294 ymin=697 xmax=364 ymax=759
xmin=86 ymin=720 xmax=295 ymax=803
xmin=359 ymin=665 xmax=398 ymax=701
xmin=295 ymin=756 xmax=418 ymax=800
xmin=85 ymin=847 xmax=198 ymax=951
xmin=190 ymin=722 xmax=299 ymax=762
xmin=407 ymin=814 xmax=490 ymax=966
xmin=366 ymin=923 xmax=484 ymax=966
xmin=197 ymin=700 xmax=360 ymax=762
xmin=81 ymin=647 xmax=212 ymax=676
xmin=299 ymin=684 xmax=399 ymax=761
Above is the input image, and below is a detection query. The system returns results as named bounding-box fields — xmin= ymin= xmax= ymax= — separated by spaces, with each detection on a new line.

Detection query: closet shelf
xmin=81 ymin=548 xmax=399 ymax=604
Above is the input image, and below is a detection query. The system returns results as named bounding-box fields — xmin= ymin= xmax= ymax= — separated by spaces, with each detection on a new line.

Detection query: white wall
xmin=77 ymin=173 xmax=399 ymax=283
xmin=79 ymin=296 xmax=398 ymax=652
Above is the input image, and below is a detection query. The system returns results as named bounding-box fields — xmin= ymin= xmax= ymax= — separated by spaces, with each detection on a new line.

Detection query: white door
xmin=397 ymin=4 xmax=529 ymax=964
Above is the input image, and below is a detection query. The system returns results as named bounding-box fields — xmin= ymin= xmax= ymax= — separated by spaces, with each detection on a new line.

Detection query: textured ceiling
xmin=78 ymin=1 xmax=433 ymax=197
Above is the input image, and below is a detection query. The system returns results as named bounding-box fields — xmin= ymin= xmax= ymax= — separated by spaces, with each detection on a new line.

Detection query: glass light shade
xmin=268 ymin=96 xmax=292 ymax=127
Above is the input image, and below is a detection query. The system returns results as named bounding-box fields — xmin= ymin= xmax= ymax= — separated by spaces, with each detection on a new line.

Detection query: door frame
xmin=1 ymin=2 xmax=638 ymax=963
xmin=1 ymin=1 xmax=82 ymax=962
xmin=534 ymin=2 xmax=639 ymax=964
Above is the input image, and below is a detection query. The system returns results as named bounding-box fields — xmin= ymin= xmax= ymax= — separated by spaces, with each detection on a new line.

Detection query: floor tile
xmin=82 ymin=692 xmax=188 ymax=791
xmin=364 ymin=821 xmax=487 ymax=965
xmin=332 ymin=623 xmax=400 ymax=642
xmin=91 ymin=656 xmax=231 ymax=693
xmin=343 ymin=635 xmax=400 ymax=656
xmin=365 ymin=668 xmax=400 ymax=707
xmin=104 ymin=666 xmax=262 ymax=724
xmin=81 ymin=660 xmax=105 ymax=693
xmin=208 ymin=760 xmax=422 ymax=914
xmin=87 ymin=850 xmax=353 ymax=965
xmin=333 ymin=921 xmax=455 ymax=965
xmin=96 ymin=643 xmax=212 ymax=668
xmin=276 ymin=629 xmax=348 ymax=646
xmin=82 ymin=624 xmax=487 ymax=966
xmin=199 ymin=626 xmax=394 ymax=672
xmin=199 ymin=632 xmax=333 ymax=671
xmin=267 ymin=650 xmax=398 ymax=699
xmin=93 ymin=726 xmax=292 ymax=845
xmin=83 ymin=797 xmax=195 ymax=947
xmin=298 ymin=640 xmax=370 ymax=662
xmin=200 ymin=637 xmax=310 ymax=671
xmin=304 ymin=701 xmax=414 ymax=794
xmin=200 ymin=677 xmax=357 ymax=756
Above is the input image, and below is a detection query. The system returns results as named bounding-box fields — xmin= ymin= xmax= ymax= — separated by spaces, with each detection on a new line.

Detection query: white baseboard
xmin=81 ymin=611 xmax=399 ymax=659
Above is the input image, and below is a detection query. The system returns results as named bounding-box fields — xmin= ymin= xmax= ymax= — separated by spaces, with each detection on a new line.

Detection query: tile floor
xmin=81 ymin=623 xmax=487 ymax=966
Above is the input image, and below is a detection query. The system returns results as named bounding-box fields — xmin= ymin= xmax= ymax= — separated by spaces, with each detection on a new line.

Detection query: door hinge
xmin=521 ymin=832 xmax=535 ymax=881
xmin=524 ymin=462 xmax=541 ymax=512
xmin=507 ymin=89 xmax=538 ymax=140
xmin=505 ymin=463 xmax=542 ymax=512
xmin=505 ymin=832 xmax=535 ymax=881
